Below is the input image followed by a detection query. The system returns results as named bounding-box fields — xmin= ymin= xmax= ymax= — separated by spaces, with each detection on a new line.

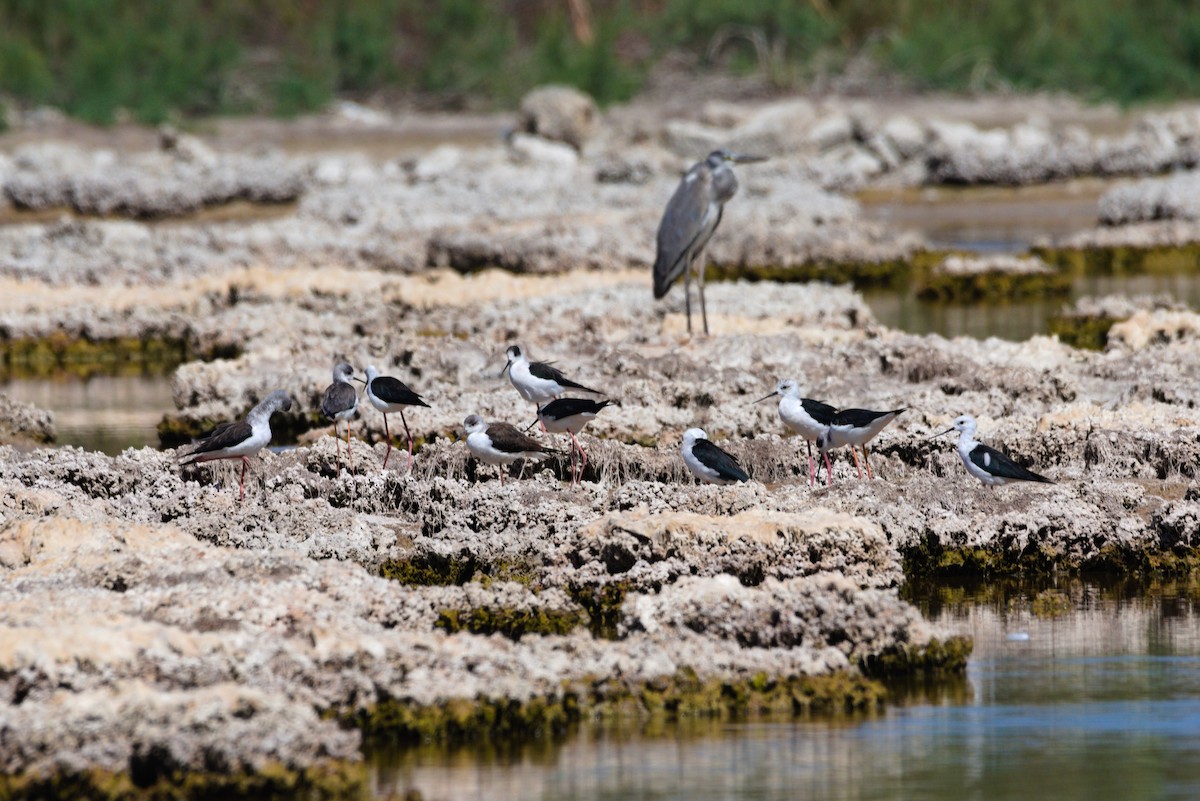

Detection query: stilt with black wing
xmin=361 ymin=365 xmax=430 ymax=472
xmin=179 ymin=390 xmax=293 ymax=502
xmin=681 ymin=427 xmax=749 ymax=485
xmin=930 ymin=415 xmax=1054 ymax=487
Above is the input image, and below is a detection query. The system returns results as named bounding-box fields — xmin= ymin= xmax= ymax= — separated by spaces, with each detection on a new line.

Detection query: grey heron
xmin=653 ymin=149 xmax=766 ymax=335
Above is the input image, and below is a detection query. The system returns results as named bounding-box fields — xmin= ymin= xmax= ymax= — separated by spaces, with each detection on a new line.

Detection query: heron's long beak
xmin=732 ymin=153 xmax=768 ymax=164
xmin=927 ymin=427 xmax=956 ymax=440
xmin=499 ymin=360 xmax=512 ymax=378
xmin=753 ymin=391 xmax=779 ymax=405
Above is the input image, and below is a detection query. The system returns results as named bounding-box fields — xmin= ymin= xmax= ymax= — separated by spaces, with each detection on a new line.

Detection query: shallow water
xmin=369 ymin=578 xmax=1200 ymax=801
xmin=866 ymin=272 xmax=1200 ymax=341
xmin=859 ymin=180 xmax=1112 ymax=253
xmin=2 ymin=374 xmax=173 ymax=453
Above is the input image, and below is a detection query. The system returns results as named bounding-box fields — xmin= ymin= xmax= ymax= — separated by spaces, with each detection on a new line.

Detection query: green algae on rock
xmin=860 ymin=635 xmax=973 ymax=678
xmin=1033 ymin=242 xmax=1200 ymax=277
xmin=435 ymin=605 xmax=586 ymax=640
xmin=0 ymin=761 xmax=368 ymax=801
xmin=914 ymin=254 xmax=1071 ymax=302
xmin=352 ymin=669 xmax=887 ymax=745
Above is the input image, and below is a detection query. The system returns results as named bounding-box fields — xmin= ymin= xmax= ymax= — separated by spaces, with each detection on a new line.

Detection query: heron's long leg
xmin=698 ymin=256 xmax=709 ymax=335
xmin=684 ymin=258 xmax=693 ymax=334
xmin=862 ymin=445 xmax=873 ymax=480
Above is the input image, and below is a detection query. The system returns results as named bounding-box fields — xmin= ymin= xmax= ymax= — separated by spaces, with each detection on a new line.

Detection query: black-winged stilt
xmin=930 ymin=415 xmax=1054 ymax=486
xmin=320 ymin=363 xmax=358 ymax=473
xmin=361 ymin=365 xmax=430 ymax=472
xmin=818 ymin=407 xmax=905 ymax=484
xmin=755 ymin=378 xmax=836 ymax=487
xmin=179 ymin=390 xmax=293 ymax=502
xmin=463 ymin=414 xmax=557 ymax=485
xmin=535 ymin=397 xmax=613 ymax=487
xmin=681 ymin=427 xmax=749 ymax=485
xmin=501 ymin=345 xmax=601 ymax=407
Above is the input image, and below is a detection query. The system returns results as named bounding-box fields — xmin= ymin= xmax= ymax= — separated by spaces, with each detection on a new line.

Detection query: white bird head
xmin=500 ymin=344 xmax=526 ymax=377
xmin=364 ymin=365 xmax=380 ymax=382
xmin=682 ymin=427 xmax=707 ymax=446
xmin=754 ymin=378 xmax=800 ymax=404
xmin=930 ymin=414 xmax=978 ymax=439
xmin=463 ymin=414 xmax=488 ymax=435
xmin=332 ymin=362 xmax=355 ymax=383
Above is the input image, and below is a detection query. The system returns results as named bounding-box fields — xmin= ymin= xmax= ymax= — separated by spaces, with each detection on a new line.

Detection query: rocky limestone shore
xmin=3 ymin=90 xmax=1200 ymax=797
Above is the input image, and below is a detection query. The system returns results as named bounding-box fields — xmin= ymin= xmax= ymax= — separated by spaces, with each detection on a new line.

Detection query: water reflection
xmin=372 ymin=578 xmax=1200 ymax=801
xmin=865 ymin=272 xmax=1200 ymax=342
xmin=1 ymin=374 xmax=172 ymax=454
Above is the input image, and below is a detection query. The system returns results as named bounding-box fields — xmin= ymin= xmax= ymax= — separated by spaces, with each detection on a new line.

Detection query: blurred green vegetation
xmin=0 ymin=0 xmax=1198 ymax=124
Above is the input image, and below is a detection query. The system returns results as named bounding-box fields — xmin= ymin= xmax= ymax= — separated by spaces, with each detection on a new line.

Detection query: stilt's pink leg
xmin=333 ymin=423 xmax=341 ymax=472
xmin=569 ymin=431 xmax=585 ymax=486
xmin=239 ymin=456 xmax=248 ymax=502
xmin=862 ymin=445 xmax=873 ymax=480
xmin=382 ymin=414 xmax=392 ymax=469
xmin=806 ymin=441 xmax=815 ymax=487
xmin=400 ymin=409 xmax=413 ymax=473
xmin=824 ymin=450 xmax=834 ymax=487
xmin=850 ymin=447 xmax=864 ymax=480
xmin=346 ymin=421 xmax=353 ymax=472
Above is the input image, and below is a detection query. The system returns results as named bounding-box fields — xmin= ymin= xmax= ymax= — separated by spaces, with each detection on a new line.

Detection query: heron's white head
xmin=463 ymin=414 xmax=488 ymax=435
xmin=682 ymin=427 xmax=707 ymax=446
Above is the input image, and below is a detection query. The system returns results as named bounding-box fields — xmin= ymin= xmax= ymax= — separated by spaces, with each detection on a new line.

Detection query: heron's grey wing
xmin=692 ymin=439 xmax=749 ymax=483
xmin=969 ymin=444 xmax=1053 ymax=483
xmin=321 ymin=381 xmax=357 ymax=420
xmin=653 ymin=168 xmax=715 ymax=299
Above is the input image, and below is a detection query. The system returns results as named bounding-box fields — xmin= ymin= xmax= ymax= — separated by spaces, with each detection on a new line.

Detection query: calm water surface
xmin=2 ymin=373 xmax=173 ymax=453
xmin=371 ymin=580 xmax=1200 ymax=801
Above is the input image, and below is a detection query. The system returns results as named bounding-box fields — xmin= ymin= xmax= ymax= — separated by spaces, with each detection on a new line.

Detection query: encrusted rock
xmin=0 ymin=393 xmax=55 ymax=444
xmin=518 ymin=85 xmax=598 ymax=151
